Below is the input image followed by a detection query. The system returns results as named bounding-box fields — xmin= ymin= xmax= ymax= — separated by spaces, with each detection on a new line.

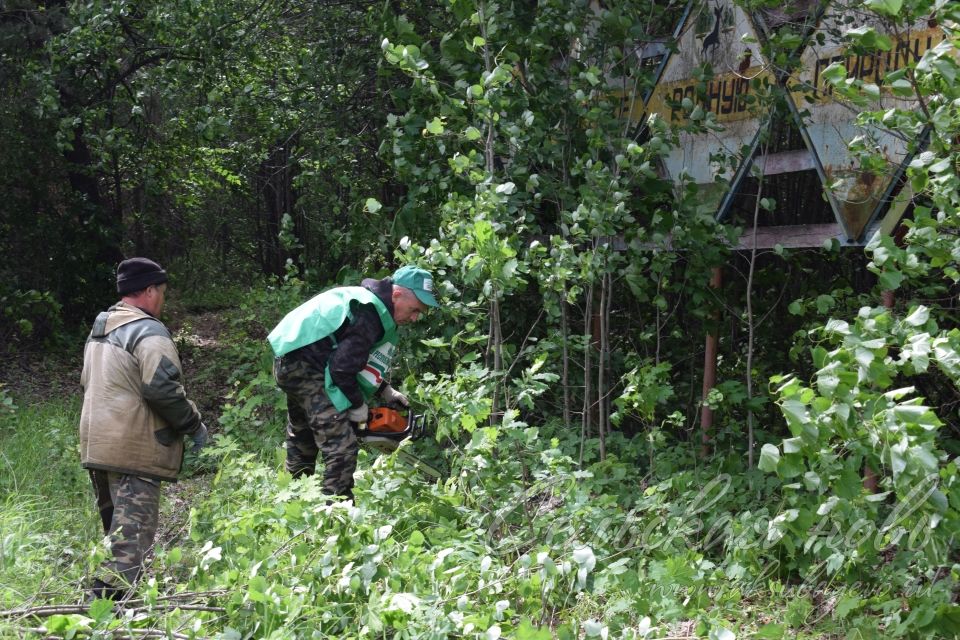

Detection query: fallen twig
xmin=13 ymin=626 xmax=196 ymax=640
xmin=0 ymin=589 xmax=229 ymax=619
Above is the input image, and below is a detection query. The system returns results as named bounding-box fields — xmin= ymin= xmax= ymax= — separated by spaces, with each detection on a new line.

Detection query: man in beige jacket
xmin=79 ymin=258 xmax=206 ymax=601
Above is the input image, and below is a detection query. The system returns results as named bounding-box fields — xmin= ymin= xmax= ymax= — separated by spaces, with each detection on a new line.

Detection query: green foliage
xmin=213 ymin=275 xmax=309 ymax=454
xmin=752 ymin=3 xmax=960 ymax=634
xmin=0 ymin=288 xmax=64 ymax=350
xmin=612 ymin=359 xmax=674 ymax=427
xmin=2 ymin=283 xmax=957 ymax=637
xmin=0 ymin=397 xmax=97 ymax=607
xmin=379 ymin=0 xmax=729 ymax=445
xmin=0 ymin=420 xmax=840 ymax=637
xmin=765 ymin=306 xmax=959 ymax=610
xmin=0 ymin=385 xmax=15 ymax=416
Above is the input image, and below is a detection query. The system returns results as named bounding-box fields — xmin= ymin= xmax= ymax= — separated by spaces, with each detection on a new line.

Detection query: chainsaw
xmin=353 ymin=406 xmax=441 ymax=478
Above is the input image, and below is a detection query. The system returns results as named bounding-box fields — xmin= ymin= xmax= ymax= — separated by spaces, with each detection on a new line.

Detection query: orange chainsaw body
xmin=367 ymin=406 xmax=409 ymax=433
xmin=354 ymin=406 xmax=426 ymax=452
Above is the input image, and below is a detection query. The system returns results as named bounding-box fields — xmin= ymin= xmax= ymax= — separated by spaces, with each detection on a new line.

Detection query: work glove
xmin=380 ymin=384 xmax=409 ymax=407
xmin=190 ymin=422 xmax=208 ymax=454
xmin=346 ymin=403 xmax=369 ymax=423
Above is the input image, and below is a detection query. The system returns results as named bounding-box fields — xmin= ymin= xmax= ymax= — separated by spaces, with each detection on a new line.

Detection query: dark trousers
xmin=89 ymin=469 xmax=161 ymax=588
xmin=274 ymin=356 xmax=359 ymax=498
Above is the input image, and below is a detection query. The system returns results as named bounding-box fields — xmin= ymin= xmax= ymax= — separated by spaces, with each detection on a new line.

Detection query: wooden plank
xmin=734 ymin=223 xmax=841 ymax=249
xmin=751 ymin=150 xmax=816 ymax=176
xmin=619 ymin=223 xmax=842 ymax=250
xmin=531 ymin=223 xmax=847 ymax=252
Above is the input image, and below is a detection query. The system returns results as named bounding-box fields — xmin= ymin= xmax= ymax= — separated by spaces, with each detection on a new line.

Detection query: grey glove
xmin=346 ymin=403 xmax=369 ymax=423
xmin=380 ymin=384 xmax=409 ymax=407
xmin=190 ymin=422 xmax=208 ymax=454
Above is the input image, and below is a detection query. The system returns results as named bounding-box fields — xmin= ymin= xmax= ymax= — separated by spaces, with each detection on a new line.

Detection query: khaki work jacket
xmin=79 ymin=302 xmax=202 ymax=481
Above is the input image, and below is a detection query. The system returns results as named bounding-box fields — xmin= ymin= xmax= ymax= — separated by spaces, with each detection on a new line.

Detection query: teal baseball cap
xmin=392 ymin=265 xmax=439 ymax=308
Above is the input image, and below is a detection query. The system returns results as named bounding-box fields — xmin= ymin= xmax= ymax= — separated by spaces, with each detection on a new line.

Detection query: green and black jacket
xmin=268 ymin=278 xmax=397 ymax=411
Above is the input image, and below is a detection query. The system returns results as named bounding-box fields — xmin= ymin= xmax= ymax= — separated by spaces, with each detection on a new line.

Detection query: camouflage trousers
xmin=88 ymin=470 xmax=161 ymax=589
xmin=274 ymin=356 xmax=359 ymax=499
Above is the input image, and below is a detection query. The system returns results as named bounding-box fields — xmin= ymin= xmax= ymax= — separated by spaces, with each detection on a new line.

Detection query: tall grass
xmin=0 ymin=397 xmax=97 ymax=607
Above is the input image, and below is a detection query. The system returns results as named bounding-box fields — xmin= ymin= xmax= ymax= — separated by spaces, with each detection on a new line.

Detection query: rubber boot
xmin=87 ymin=578 xmax=127 ymax=603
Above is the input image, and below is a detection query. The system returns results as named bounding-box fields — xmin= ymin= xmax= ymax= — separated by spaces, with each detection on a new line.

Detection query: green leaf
xmin=388 ymin=592 xmax=421 ymax=614
xmin=781 ymin=400 xmax=809 ymax=434
xmin=46 ymin=615 xmax=92 ymax=634
xmin=249 ymin=575 xmax=268 ymax=599
xmin=824 ymin=319 xmax=850 ymax=335
xmin=811 ymin=346 xmax=828 ymax=369
xmin=582 ymin=71 xmax=600 ymax=86
xmin=879 ymin=269 xmax=905 ymax=290
xmin=556 ymin=624 xmax=576 ymax=640
xmin=464 ymin=126 xmax=482 ymax=141
xmin=910 ymin=444 xmax=939 ymax=472
xmin=932 ymin=58 xmax=957 ymax=84
xmin=425 ymin=117 xmax=444 ymax=135
xmin=847 ymin=26 xmax=892 ymax=51
xmin=890 ymin=78 xmax=914 ymax=96
xmin=755 ymin=623 xmax=786 ymax=639
xmin=88 ymin=598 xmax=114 ymax=623
xmin=817 ymin=495 xmax=839 ymax=516
xmin=783 ymin=437 xmax=802 ymax=453
xmin=836 ymin=595 xmax=862 ymax=619
xmin=572 ymin=546 xmax=596 ymax=568
xmin=929 ymin=157 xmax=951 ymax=173
xmin=709 ymin=627 xmax=735 ymax=640
xmin=864 ymin=0 xmax=903 ymax=16
xmin=820 ymin=62 xmax=847 ymax=84
xmin=515 ymin=619 xmax=552 ymax=640
xmin=815 ymin=294 xmax=834 ymax=314
xmin=759 ymin=443 xmax=781 ymax=472
xmin=883 ymin=387 xmax=917 ymax=400
xmin=892 ymin=403 xmax=940 ymax=427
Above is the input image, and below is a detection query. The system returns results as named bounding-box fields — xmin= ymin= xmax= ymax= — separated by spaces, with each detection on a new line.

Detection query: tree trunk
xmin=597 ymin=271 xmax=609 ymax=461
xmin=256 ymin=140 xmax=299 ymax=277
xmin=561 ymin=285 xmax=571 ymax=430
xmin=580 ymin=283 xmax=594 ymax=465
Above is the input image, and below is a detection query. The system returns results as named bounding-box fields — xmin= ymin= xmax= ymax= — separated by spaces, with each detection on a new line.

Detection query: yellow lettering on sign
xmin=642 ymin=67 xmax=770 ymax=124
xmin=798 ymin=27 xmax=945 ymax=102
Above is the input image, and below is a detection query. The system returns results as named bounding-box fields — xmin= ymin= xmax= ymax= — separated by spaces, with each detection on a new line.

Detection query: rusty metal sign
xmin=787 ymin=5 xmax=945 ymax=240
xmin=643 ymin=0 xmax=772 ymax=215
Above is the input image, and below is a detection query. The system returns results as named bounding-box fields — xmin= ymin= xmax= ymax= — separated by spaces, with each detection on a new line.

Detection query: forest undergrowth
xmin=0 ymin=285 xmax=956 ymax=640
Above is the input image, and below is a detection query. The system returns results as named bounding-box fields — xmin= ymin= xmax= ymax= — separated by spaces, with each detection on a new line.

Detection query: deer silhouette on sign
xmin=701 ymin=1 xmax=723 ymax=59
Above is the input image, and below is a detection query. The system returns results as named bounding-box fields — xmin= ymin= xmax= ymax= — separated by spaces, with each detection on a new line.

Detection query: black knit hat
xmin=117 ymin=258 xmax=168 ymax=295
